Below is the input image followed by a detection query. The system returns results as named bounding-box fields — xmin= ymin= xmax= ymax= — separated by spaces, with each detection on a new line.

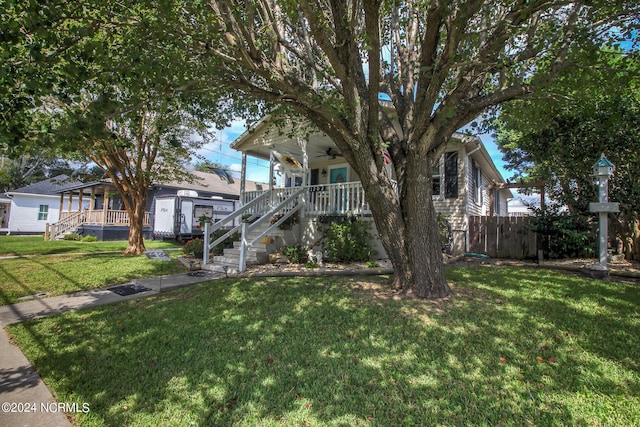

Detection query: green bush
xmin=528 ymin=205 xmax=596 ymax=259
xmin=63 ymin=233 xmax=81 ymax=241
xmin=183 ymin=238 xmax=204 ymax=258
xmin=322 ymin=217 xmax=375 ymax=262
xmin=437 ymin=213 xmax=453 ymax=254
xmin=282 ymin=245 xmax=307 ymax=264
xmin=210 ymin=230 xmax=239 ymax=255
xmin=81 ymin=235 xmax=98 ymax=242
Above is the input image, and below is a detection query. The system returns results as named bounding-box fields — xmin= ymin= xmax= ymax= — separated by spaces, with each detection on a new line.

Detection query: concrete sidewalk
xmin=0 ymin=270 xmax=222 ymax=427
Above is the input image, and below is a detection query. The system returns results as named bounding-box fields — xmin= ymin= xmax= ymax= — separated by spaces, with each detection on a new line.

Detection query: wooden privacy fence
xmin=468 ymin=216 xmax=538 ymax=259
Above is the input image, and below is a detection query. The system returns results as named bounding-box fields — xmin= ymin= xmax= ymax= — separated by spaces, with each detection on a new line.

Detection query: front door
xmin=329 ymin=166 xmax=347 ymax=184
xmin=180 ymin=200 xmax=193 ymax=235
xmin=329 ymin=165 xmax=348 ymax=212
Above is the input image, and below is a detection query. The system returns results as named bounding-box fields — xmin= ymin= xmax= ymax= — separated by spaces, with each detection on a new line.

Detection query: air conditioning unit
xmin=177 ymin=190 xmax=198 ymax=198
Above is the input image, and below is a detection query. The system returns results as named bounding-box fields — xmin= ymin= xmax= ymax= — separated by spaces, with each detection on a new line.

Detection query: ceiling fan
xmin=317 ymin=147 xmax=343 ymax=159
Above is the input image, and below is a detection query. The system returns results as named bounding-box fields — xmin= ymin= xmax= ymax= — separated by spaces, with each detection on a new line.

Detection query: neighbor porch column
xmin=67 ymin=191 xmax=73 ymax=212
xmin=78 ymin=190 xmax=83 ymax=214
xmin=89 ymin=186 xmax=96 ymax=219
xmin=102 ymin=189 xmax=108 ymax=224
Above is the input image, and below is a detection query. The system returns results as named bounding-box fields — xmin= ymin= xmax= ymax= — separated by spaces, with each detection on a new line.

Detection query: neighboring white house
xmin=4 ymin=175 xmax=85 ymax=235
xmin=508 ymin=197 xmax=535 ymax=216
xmin=0 ymin=196 xmax=11 ymax=233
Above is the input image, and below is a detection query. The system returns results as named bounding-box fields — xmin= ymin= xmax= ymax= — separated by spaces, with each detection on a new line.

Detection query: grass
xmin=7 ymin=266 xmax=639 ymax=426
xmin=0 ymin=235 xmax=186 ymax=304
xmin=0 ymin=235 xmax=181 ymax=256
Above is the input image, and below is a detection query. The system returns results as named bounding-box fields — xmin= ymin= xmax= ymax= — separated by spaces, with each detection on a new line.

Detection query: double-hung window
xmin=471 ymin=160 xmax=482 ymax=205
xmin=432 ymin=152 xmax=459 ymax=199
xmin=37 ymin=205 xmax=49 ymax=221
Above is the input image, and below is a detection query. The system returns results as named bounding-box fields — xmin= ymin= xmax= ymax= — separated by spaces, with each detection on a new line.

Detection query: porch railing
xmin=47 ymin=209 xmax=150 ymax=240
xmin=242 ymin=182 xmax=370 ymax=216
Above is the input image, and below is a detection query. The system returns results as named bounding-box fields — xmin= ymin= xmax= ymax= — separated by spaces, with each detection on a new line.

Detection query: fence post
xmin=203 ymin=221 xmax=210 ymax=266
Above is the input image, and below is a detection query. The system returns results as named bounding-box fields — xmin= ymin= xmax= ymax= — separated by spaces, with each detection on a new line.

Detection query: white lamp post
xmin=589 ymin=154 xmax=618 ymax=274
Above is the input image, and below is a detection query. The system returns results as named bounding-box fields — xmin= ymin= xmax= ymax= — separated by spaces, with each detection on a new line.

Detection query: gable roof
xmin=6 ymin=175 xmax=84 ymax=196
xmin=157 ymin=170 xmax=266 ymax=196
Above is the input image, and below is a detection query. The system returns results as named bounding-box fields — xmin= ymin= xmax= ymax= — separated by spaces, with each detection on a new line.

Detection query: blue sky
xmin=195 ymin=119 xmax=514 ymax=184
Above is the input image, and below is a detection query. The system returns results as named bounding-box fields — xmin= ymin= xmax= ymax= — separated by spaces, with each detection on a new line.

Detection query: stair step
xmin=223 ymin=249 xmax=269 ymax=264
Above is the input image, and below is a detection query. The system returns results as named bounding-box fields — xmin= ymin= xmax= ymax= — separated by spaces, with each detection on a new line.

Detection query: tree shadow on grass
xmin=7 ymin=269 xmax=640 ymax=425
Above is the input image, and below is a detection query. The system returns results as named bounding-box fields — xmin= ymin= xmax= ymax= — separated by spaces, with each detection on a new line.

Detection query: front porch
xmin=202 ymin=180 xmax=374 ymax=274
xmin=45 ymin=181 xmax=151 ymax=240
xmin=241 ymin=182 xmax=371 ymax=217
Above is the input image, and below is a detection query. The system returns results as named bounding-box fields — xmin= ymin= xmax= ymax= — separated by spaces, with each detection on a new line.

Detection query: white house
xmin=201 ymin=117 xmax=513 ymax=272
xmin=4 ymin=175 xmax=85 ymax=235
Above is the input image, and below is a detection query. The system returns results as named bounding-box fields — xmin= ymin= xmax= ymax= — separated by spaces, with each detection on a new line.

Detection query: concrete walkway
xmin=0 ymin=270 xmax=222 ymax=427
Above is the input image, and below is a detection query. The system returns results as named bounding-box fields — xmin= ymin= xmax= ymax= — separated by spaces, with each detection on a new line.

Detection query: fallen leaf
xmin=536 ymin=356 xmax=544 ymax=363
xmin=499 ymin=356 xmax=507 ymax=363
xmin=549 ymin=356 xmax=556 ymax=363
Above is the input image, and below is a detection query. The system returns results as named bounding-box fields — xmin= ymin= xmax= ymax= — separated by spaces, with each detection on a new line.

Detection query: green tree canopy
xmin=3 ymin=0 xmax=639 ymax=293
xmin=494 ymin=49 xmax=640 ymax=258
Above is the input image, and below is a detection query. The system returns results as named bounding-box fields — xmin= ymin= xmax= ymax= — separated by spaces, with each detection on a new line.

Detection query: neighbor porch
xmin=45 ymin=182 xmax=151 ymax=240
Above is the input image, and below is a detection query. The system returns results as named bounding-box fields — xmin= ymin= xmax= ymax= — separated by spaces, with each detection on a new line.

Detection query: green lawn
xmin=0 ymin=252 xmax=186 ymax=305
xmin=7 ymin=266 xmax=639 ymax=426
xmin=0 ymin=235 xmax=186 ymax=304
xmin=0 ymin=235 xmax=180 ymax=256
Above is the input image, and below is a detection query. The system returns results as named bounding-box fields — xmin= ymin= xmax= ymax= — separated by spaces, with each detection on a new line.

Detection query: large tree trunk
xmin=355 ymin=141 xmax=450 ymax=299
xmin=366 ymin=183 xmax=449 ymax=298
xmin=123 ymin=191 xmax=147 ymax=256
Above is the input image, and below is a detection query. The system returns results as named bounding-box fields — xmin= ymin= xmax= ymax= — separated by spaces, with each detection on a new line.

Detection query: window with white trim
xmin=471 ymin=160 xmax=482 ymax=205
xmin=432 ymin=158 xmax=442 ymax=196
xmin=37 ymin=205 xmax=49 ymax=221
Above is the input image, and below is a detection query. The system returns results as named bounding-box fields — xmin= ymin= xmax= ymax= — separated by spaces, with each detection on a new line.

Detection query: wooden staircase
xmin=46 ymin=211 xmax=83 ymax=240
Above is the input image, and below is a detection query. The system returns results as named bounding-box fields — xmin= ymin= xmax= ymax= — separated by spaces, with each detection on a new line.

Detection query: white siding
xmin=8 ymin=194 xmax=83 ymax=233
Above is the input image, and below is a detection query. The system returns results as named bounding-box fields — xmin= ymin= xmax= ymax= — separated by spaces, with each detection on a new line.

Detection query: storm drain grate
xmin=107 ymin=284 xmax=152 ymax=296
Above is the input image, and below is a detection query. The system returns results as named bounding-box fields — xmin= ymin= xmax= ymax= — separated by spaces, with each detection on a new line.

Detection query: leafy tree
xmin=495 ymin=50 xmax=640 ymax=259
xmin=1 ymin=1 xmax=225 ymax=254
xmin=4 ymin=1 xmax=638 ymax=294
xmin=0 ymin=155 xmax=79 ymax=192
xmin=172 ymin=0 xmax=637 ymax=297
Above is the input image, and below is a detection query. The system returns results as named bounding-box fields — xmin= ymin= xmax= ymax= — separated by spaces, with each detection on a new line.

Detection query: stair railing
xmin=203 ymin=191 xmax=271 ymax=266
xmin=48 ymin=210 xmax=83 ymax=240
xmin=238 ymin=187 xmax=305 ymax=272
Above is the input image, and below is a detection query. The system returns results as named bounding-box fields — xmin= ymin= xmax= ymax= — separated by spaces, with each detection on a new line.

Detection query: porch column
xmin=89 ymin=187 xmax=96 ymax=218
xmin=58 ymin=193 xmax=64 ymax=217
xmin=269 ymin=150 xmax=275 ymax=207
xmin=78 ymin=190 xmax=83 ymax=213
xmin=300 ymin=137 xmax=308 ymax=219
xmin=240 ymin=152 xmax=247 ymax=206
xmin=68 ymin=191 xmax=73 ymax=212
xmin=102 ymin=189 xmax=108 ymax=224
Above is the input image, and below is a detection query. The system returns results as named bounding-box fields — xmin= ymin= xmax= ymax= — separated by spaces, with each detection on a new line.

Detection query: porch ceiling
xmin=231 ymin=119 xmax=340 ymax=163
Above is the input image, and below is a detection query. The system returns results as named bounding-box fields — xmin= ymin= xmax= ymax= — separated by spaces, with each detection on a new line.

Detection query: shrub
xmin=528 ymin=205 xmax=596 ymax=259
xmin=322 ymin=217 xmax=375 ymax=262
xmin=282 ymin=245 xmax=307 ymax=264
xmin=81 ymin=235 xmax=98 ymax=242
xmin=271 ymin=211 xmax=299 ymax=229
xmin=437 ymin=213 xmax=453 ymax=254
xmin=210 ymin=230 xmax=239 ymax=255
xmin=63 ymin=233 xmax=80 ymax=241
xmin=183 ymin=238 xmax=204 ymax=258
